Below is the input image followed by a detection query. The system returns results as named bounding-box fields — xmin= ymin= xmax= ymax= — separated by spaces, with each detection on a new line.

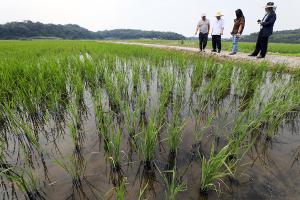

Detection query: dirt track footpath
xmin=109 ymin=41 xmax=300 ymax=69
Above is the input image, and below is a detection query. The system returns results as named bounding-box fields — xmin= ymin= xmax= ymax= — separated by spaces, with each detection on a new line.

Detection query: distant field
xmin=124 ymin=39 xmax=300 ymax=57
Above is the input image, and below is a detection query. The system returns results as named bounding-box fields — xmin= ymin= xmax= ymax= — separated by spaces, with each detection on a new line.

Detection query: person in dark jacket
xmin=249 ymin=2 xmax=277 ymax=59
xmin=229 ymin=9 xmax=245 ymax=55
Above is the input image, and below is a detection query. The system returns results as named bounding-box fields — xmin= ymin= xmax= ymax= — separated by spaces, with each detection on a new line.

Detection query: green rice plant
xmin=93 ymin=89 xmax=123 ymax=171
xmin=92 ymin=89 xmax=110 ymax=142
xmin=191 ymin=62 xmax=204 ymax=91
xmin=68 ymin=100 xmax=82 ymax=139
xmin=140 ymin=111 xmax=160 ymax=168
xmin=115 ymin=177 xmax=127 ymax=200
xmin=123 ymin=104 xmax=139 ymax=139
xmin=199 ymin=63 xmax=233 ymax=106
xmin=106 ymin=125 xmax=123 ymax=172
xmin=157 ymin=166 xmax=187 ymax=200
xmin=132 ymin=64 xmax=140 ymax=93
xmin=245 ymin=76 xmax=300 ymax=139
xmin=167 ymin=101 xmax=186 ymax=154
xmin=158 ymin=71 xmax=174 ymax=127
xmin=115 ymin=67 xmax=130 ymax=102
xmin=200 ymin=143 xmax=236 ymax=194
xmin=137 ymin=90 xmax=148 ymax=121
xmin=103 ymin=69 xmax=122 ymax=113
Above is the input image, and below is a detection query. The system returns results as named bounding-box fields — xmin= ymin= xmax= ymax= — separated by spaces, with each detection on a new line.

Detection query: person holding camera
xmin=249 ymin=2 xmax=277 ymax=59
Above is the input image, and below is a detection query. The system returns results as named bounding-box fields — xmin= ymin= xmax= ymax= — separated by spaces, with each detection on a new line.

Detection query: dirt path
xmin=109 ymin=41 xmax=300 ymax=69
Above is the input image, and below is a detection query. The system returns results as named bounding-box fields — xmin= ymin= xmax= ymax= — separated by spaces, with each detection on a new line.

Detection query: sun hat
xmin=264 ymin=2 xmax=275 ymax=8
xmin=201 ymin=13 xmax=207 ymax=17
xmin=215 ymin=11 xmax=224 ymax=17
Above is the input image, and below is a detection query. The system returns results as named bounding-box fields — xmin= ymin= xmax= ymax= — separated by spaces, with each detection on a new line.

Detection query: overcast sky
xmin=1 ymin=0 xmax=299 ymax=37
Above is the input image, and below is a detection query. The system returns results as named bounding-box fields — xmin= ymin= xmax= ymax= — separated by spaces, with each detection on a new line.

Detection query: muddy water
xmin=36 ymin=101 xmax=300 ymax=200
xmin=2 ymin=62 xmax=300 ymax=200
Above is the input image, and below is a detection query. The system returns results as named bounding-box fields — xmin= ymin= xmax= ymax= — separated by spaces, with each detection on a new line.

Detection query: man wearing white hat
xmin=211 ymin=11 xmax=225 ymax=53
xmin=195 ymin=13 xmax=210 ymax=52
xmin=249 ymin=2 xmax=277 ymax=59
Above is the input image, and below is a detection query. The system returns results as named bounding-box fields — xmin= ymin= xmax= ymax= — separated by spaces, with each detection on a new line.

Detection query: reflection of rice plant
xmin=1 ymin=165 xmax=46 ymax=200
xmin=54 ymin=156 xmax=89 ymax=199
xmin=200 ymin=144 xmax=236 ymax=194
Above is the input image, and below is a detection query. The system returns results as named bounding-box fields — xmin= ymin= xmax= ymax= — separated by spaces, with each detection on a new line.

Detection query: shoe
xmin=211 ymin=50 xmax=217 ymax=53
xmin=256 ymin=55 xmax=265 ymax=59
xmin=248 ymin=54 xmax=256 ymax=57
xmin=229 ymin=52 xmax=236 ymax=55
xmin=217 ymin=50 xmax=221 ymax=53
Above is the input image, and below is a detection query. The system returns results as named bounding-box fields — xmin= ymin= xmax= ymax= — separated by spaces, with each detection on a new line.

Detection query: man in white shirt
xmin=195 ymin=13 xmax=210 ymax=52
xmin=211 ymin=11 xmax=225 ymax=53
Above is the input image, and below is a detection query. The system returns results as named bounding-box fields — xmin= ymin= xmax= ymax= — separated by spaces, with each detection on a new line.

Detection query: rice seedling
xmin=103 ymin=68 xmax=122 ymax=114
xmin=106 ymin=124 xmax=123 ymax=172
xmin=0 ymin=40 xmax=300 ymax=199
xmin=157 ymin=71 xmax=174 ymax=127
xmin=157 ymin=166 xmax=187 ymax=200
xmin=191 ymin=62 xmax=204 ymax=91
xmin=140 ymin=111 xmax=160 ymax=169
xmin=167 ymin=98 xmax=186 ymax=155
xmin=200 ymin=143 xmax=236 ymax=194
xmin=114 ymin=177 xmax=127 ymax=200
xmin=137 ymin=90 xmax=149 ymax=123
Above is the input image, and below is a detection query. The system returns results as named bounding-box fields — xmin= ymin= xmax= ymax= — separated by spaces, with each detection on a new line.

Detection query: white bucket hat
xmin=201 ymin=13 xmax=207 ymax=17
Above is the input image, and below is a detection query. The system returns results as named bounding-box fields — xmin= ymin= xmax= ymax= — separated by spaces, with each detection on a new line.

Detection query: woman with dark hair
xmin=229 ymin=9 xmax=245 ymax=55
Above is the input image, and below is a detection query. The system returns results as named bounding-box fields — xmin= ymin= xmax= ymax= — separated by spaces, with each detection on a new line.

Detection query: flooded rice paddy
xmin=0 ymin=42 xmax=300 ymax=200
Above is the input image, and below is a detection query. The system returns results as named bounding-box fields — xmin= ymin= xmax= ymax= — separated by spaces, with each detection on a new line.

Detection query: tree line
xmin=0 ymin=21 xmax=185 ymax=40
xmin=241 ymin=29 xmax=300 ymax=43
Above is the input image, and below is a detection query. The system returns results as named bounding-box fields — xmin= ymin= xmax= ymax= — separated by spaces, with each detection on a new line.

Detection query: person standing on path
xmin=211 ymin=12 xmax=225 ymax=53
xmin=195 ymin=13 xmax=210 ymax=52
xmin=229 ymin=9 xmax=245 ymax=55
xmin=249 ymin=2 xmax=277 ymax=59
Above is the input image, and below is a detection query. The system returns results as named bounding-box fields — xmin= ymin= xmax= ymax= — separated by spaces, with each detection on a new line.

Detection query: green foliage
xmin=0 ymin=21 xmax=185 ymax=40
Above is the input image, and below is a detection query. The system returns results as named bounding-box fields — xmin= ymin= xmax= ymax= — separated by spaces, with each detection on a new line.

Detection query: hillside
xmin=241 ymin=28 xmax=300 ymax=43
xmin=0 ymin=21 xmax=185 ymax=40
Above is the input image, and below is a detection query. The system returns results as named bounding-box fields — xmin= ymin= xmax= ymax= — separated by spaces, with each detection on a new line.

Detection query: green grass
xmin=123 ymin=39 xmax=300 ymax=57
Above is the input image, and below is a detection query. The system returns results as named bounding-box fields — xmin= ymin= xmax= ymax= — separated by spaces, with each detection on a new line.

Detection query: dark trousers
xmin=212 ymin=35 xmax=221 ymax=52
xmin=199 ymin=33 xmax=208 ymax=51
xmin=251 ymin=31 xmax=269 ymax=57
